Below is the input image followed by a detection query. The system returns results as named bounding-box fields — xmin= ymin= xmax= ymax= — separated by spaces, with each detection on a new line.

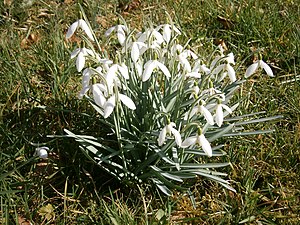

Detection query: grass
xmin=0 ymin=0 xmax=299 ymax=224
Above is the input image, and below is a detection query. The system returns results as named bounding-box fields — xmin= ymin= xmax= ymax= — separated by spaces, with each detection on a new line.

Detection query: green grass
xmin=0 ymin=0 xmax=299 ymax=224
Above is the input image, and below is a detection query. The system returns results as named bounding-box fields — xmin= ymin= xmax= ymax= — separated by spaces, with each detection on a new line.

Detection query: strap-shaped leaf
xmin=179 ymin=162 xmax=230 ymax=168
xmin=207 ymin=124 xmax=234 ymax=142
xmin=172 ymin=147 xmax=180 ymax=170
xmin=223 ymin=129 xmax=275 ymax=137
xmin=151 ymin=178 xmax=172 ymax=196
xmin=150 ymin=166 xmax=183 ymax=182
xmin=234 ymin=115 xmax=283 ymax=126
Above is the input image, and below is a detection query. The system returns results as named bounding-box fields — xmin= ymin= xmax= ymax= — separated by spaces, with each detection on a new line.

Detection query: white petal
xmin=188 ymin=106 xmax=198 ymax=119
xmin=188 ymin=50 xmax=198 ymax=60
xmin=117 ymin=28 xmax=126 ymax=45
xmin=105 ymin=26 xmax=116 ymax=37
xmin=70 ymin=48 xmax=80 ymax=59
xmin=66 ymin=21 xmax=79 ymax=39
xmin=78 ymin=19 xmax=94 ymax=41
xmin=212 ymin=64 xmax=225 ymax=75
xmin=92 ymin=84 xmax=106 ymax=107
xmin=221 ymin=104 xmax=232 ymax=114
xmin=78 ymin=85 xmax=90 ymax=99
xmin=186 ymin=72 xmax=201 ymax=78
xmin=135 ymin=61 xmax=143 ymax=77
xmin=106 ymin=65 xmax=118 ymax=87
xmin=131 ymin=42 xmax=140 ymax=63
xmin=200 ymin=64 xmax=211 ymax=74
xmin=226 ymin=52 xmax=235 ymax=65
xmin=181 ymin=136 xmax=197 ymax=148
xmin=156 ymin=61 xmax=171 ymax=78
xmin=215 ymin=104 xmax=223 ymax=127
xmin=171 ymin=128 xmax=182 ymax=147
xmin=82 ymin=68 xmax=92 ymax=87
xmin=172 ymin=25 xmax=181 ymax=35
xmin=152 ymin=30 xmax=164 ymax=44
xmin=76 ymin=51 xmax=85 ymax=72
xmin=163 ymin=24 xmax=171 ymax=43
xmin=103 ymin=95 xmax=116 ymax=118
xmin=119 ymin=94 xmax=136 ymax=110
xmin=259 ymin=60 xmax=274 ymax=77
xmin=226 ymin=64 xmax=236 ymax=82
xmin=84 ymin=48 xmax=95 ymax=57
xmin=35 ymin=147 xmax=49 ymax=159
xmin=142 ymin=60 xmax=156 ymax=82
xmin=245 ymin=62 xmax=259 ymax=78
xmin=179 ymin=55 xmax=191 ymax=72
xmin=199 ymin=134 xmax=212 ymax=157
xmin=118 ymin=64 xmax=129 ymax=79
xmin=158 ymin=127 xmax=167 ymax=146
xmin=200 ymin=105 xmax=214 ymax=125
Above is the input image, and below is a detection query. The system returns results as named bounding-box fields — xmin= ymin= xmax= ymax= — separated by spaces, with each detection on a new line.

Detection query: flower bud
xmin=35 ymin=147 xmax=49 ymax=159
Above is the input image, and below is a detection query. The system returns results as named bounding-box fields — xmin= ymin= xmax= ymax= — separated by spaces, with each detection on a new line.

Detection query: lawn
xmin=0 ymin=0 xmax=299 ymax=224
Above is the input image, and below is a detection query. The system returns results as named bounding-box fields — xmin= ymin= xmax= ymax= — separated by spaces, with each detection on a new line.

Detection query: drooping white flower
xmin=71 ymin=47 xmax=95 ymax=72
xmin=35 ymin=146 xmax=49 ymax=159
xmin=137 ymin=29 xmax=164 ymax=45
xmin=211 ymin=53 xmax=236 ymax=82
xmin=181 ymin=132 xmax=212 ymax=157
xmin=105 ymin=25 xmax=128 ymax=46
xmin=187 ymin=100 xmax=214 ymax=125
xmin=155 ymin=24 xmax=181 ymax=44
xmin=215 ymin=103 xmax=232 ymax=127
xmin=158 ymin=122 xmax=182 ymax=147
xmin=78 ymin=68 xmax=93 ymax=98
xmin=103 ymin=95 xmax=116 ymax=118
xmin=66 ymin=19 xmax=94 ymax=41
xmin=245 ymin=60 xmax=274 ymax=78
xmin=192 ymin=61 xmax=211 ymax=74
xmin=142 ymin=60 xmax=171 ymax=82
xmin=102 ymin=93 xmax=136 ymax=118
xmin=92 ymin=83 xmax=106 ymax=107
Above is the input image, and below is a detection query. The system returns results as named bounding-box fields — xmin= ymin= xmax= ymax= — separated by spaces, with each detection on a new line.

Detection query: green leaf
xmin=172 ymin=147 xmax=180 ymax=170
xmin=179 ymin=162 xmax=230 ymax=168
xmin=207 ymin=124 xmax=234 ymax=142
xmin=223 ymin=129 xmax=275 ymax=137
xmin=150 ymin=166 xmax=183 ymax=182
xmin=234 ymin=115 xmax=283 ymax=126
xmin=152 ymin=178 xmax=172 ymax=196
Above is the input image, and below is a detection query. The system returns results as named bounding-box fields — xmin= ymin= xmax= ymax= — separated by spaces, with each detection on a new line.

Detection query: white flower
xmin=70 ymin=48 xmax=95 ymax=72
xmin=92 ymin=83 xmax=106 ymax=107
xmin=187 ymin=101 xmax=214 ymax=125
xmin=103 ymin=93 xmax=136 ymax=118
xmin=155 ymin=24 xmax=181 ymax=43
xmin=142 ymin=60 xmax=171 ymax=82
xmin=35 ymin=146 xmax=49 ymax=159
xmin=158 ymin=122 xmax=182 ymax=146
xmin=192 ymin=61 xmax=211 ymax=74
xmin=225 ymin=63 xmax=236 ymax=82
xmin=211 ymin=61 xmax=236 ymax=82
xmin=215 ymin=103 xmax=232 ymax=127
xmin=105 ymin=25 xmax=128 ymax=45
xmin=66 ymin=19 xmax=94 ymax=41
xmin=245 ymin=60 xmax=274 ymax=78
xmin=137 ymin=29 xmax=164 ymax=45
xmin=181 ymin=133 xmax=212 ymax=157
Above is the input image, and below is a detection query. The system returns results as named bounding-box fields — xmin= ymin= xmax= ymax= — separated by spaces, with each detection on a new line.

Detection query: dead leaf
xmin=18 ymin=216 xmax=32 ymax=225
xmin=217 ymin=15 xmax=234 ymax=29
xmin=118 ymin=0 xmax=141 ymax=12
xmin=215 ymin=38 xmax=228 ymax=51
xmin=38 ymin=204 xmax=55 ymax=221
xmin=20 ymin=33 xmax=39 ymax=49
xmin=4 ymin=0 xmax=12 ymax=6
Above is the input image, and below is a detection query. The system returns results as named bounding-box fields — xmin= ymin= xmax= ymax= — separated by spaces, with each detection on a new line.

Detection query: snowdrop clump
xmin=64 ymin=15 xmax=275 ymax=195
